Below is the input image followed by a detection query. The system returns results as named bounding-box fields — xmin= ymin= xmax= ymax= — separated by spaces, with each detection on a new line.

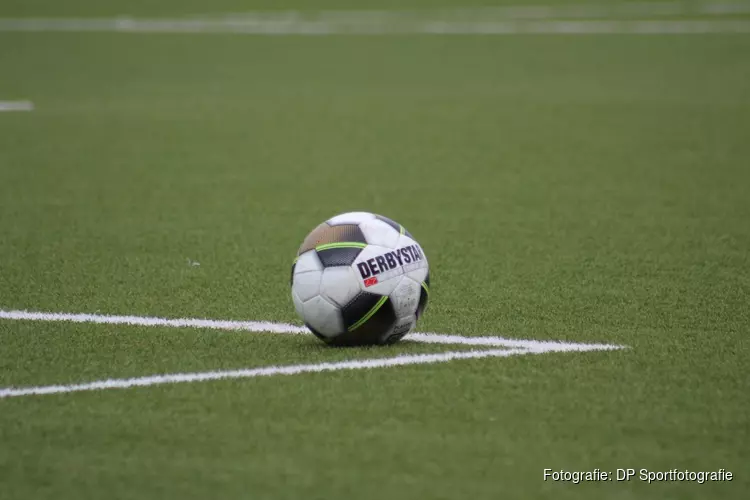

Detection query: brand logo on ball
xmin=363 ymin=277 xmax=379 ymax=288
xmin=356 ymin=244 xmax=425 ymax=285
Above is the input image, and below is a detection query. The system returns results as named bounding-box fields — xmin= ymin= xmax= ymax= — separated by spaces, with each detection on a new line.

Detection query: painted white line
xmin=0 ymin=17 xmax=749 ymax=35
xmin=0 ymin=309 xmax=308 ymax=334
xmin=0 ymin=309 xmax=625 ymax=351
xmin=0 ymin=348 xmax=527 ymax=398
xmin=408 ymin=332 xmax=623 ymax=353
xmin=210 ymin=2 xmax=750 ymax=21
xmin=465 ymin=1 xmax=750 ymax=19
xmin=0 ymin=309 xmax=624 ymax=398
xmin=0 ymin=101 xmax=34 ymax=112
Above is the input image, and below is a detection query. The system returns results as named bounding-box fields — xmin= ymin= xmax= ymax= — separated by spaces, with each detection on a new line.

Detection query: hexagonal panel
xmin=292 ymin=269 xmax=322 ymax=302
xmin=405 ymin=265 xmax=428 ymax=284
xmin=291 ymin=288 xmax=305 ymax=319
xmin=320 ymin=266 xmax=361 ymax=308
xmin=295 ymin=250 xmax=323 ymax=274
xmin=390 ymin=276 xmax=421 ymax=318
xmin=316 ymin=246 xmax=363 ymax=268
xmin=351 ymin=244 xmax=403 ymax=296
xmin=327 ymin=212 xmax=376 ymax=226
xmin=359 ymin=218 xmax=401 ymax=249
xmin=396 ymin=234 xmax=429 ymax=283
xmin=302 ymin=295 xmax=344 ymax=337
xmin=298 ymin=223 xmax=367 ymax=254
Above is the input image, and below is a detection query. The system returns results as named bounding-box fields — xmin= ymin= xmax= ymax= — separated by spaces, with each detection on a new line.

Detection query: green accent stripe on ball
xmin=421 ymin=282 xmax=430 ymax=296
xmin=348 ymin=295 xmax=388 ymax=332
xmin=315 ymin=242 xmax=367 ymax=251
xmin=399 ymin=225 xmax=405 ymax=235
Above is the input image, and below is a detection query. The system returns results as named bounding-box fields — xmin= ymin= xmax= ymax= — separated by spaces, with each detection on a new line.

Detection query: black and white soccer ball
xmin=291 ymin=212 xmax=430 ymax=346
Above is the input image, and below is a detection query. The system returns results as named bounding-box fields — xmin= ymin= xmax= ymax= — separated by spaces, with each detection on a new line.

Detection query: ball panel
xmin=351 ymin=244 xmax=404 ymax=296
xmin=327 ymin=212 xmax=376 ymax=225
xmin=292 ymin=270 xmax=322 ymax=302
xmin=341 ymin=291 xmax=384 ymax=330
xmin=387 ymin=315 xmax=416 ymax=344
xmin=416 ymin=279 xmax=429 ymax=320
xmin=358 ymin=271 xmax=402 ymax=296
xmin=298 ymin=223 xmax=366 ymax=255
xmin=374 ymin=214 xmax=413 ymax=238
xmin=291 ymin=288 xmax=305 ymax=318
xmin=405 ymin=265 xmax=428 ymax=284
xmin=390 ymin=276 xmax=421 ymax=319
xmin=395 ymin=234 xmax=428 ymax=257
xmin=396 ymin=233 xmax=429 ymax=283
xmin=295 ymin=250 xmax=323 ymax=274
xmin=302 ymin=295 xmax=344 ymax=337
xmin=331 ymin=295 xmax=397 ymax=346
xmin=320 ymin=266 xmax=361 ymax=308
xmin=359 ymin=219 xmax=401 ymax=249
xmin=316 ymin=246 xmax=363 ymax=267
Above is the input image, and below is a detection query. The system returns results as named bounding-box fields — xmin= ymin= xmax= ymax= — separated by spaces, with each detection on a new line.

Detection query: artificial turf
xmin=0 ymin=1 xmax=748 ymax=498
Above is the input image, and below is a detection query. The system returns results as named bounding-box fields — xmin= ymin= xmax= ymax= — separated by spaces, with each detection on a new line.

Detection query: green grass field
xmin=1 ymin=1 xmax=749 ymax=499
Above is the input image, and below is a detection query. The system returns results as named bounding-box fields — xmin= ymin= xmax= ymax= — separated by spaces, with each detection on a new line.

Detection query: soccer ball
xmin=291 ymin=212 xmax=430 ymax=346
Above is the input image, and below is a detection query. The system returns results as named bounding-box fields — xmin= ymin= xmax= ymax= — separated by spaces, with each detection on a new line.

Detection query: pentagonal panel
xmin=321 ymin=266 xmax=361 ymax=308
xmin=327 ymin=211 xmax=376 ymax=226
xmin=295 ymin=250 xmax=323 ymax=274
xmin=303 ymin=295 xmax=344 ymax=337
xmin=359 ymin=218 xmax=401 ymax=249
xmin=316 ymin=246 xmax=363 ymax=267
xmin=390 ymin=276 xmax=421 ymax=318
xmin=292 ymin=270 xmax=322 ymax=302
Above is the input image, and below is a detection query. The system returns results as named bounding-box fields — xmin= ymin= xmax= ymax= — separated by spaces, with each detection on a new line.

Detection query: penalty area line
xmin=0 ymin=348 xmax=527 ymax=399
xmin=0 ymin=309 xmax=308 ymax=334
xmin=0 ymin=309 xmax=626 ymax=351
xmin=0 ymin=308 xmax=625 ymax=399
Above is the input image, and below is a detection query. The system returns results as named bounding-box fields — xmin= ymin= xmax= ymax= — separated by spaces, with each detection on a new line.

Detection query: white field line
xmin=0 ymin=309 xmax=624 ymax=398
xmin=0 ymin=17 xmax=750 ymax=35
xmin=0 ymin=348 xmax=527 ymax=398
xmin=0 ymin=309 xmax=308 ymax=334
xmin=209 ymin=2 xmax=750 ymax=21
xmin=408 ymin=332 xmax=622 ymax=353
xmin=0 ymin=309 xmax=625 ymax=352
xmin=0 ymin=101 xmax=34 ymax=112
xmin=472 ymin=1 xmax=750 ymax=18
xmin=3 ymin=2 xmax=750 ymax=35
